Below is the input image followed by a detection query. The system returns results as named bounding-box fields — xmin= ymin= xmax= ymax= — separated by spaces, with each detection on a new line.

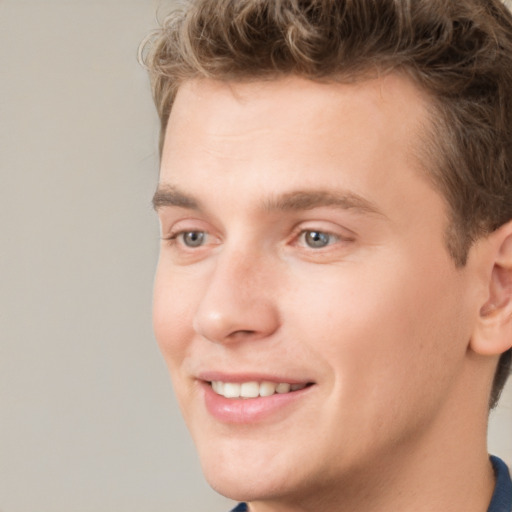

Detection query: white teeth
xmin=211 ymin=381 xmax=224 ymax=394
xmin=240 ymin=381 xmax=260 ymax=398
xmin=276 ymin=382 xmax=291 ymax=394
xmin=259 ymin=381 xmax=277 ymax=397
xmin=210 ymin=380 xmax=308 ymax=399
xmin=223 ymin=382 xmax=241 ymax=398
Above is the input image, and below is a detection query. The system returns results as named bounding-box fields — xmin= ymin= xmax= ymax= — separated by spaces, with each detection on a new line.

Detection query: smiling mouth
xmin=209 ymin=380 xmax=314 ymax=399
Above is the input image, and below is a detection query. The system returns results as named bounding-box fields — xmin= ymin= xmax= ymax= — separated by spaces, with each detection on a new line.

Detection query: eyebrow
xmin=153 ymin=185 xmax=384 ymax=217
xmin=263 ymin=190 xmax=385 ymax=216
xmin=152 ymin=185 xmax=200 ymax=211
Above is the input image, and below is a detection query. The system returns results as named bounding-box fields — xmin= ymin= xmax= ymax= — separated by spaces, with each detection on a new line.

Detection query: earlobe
xmin=471 ymin=222 xmax=512 ymax=356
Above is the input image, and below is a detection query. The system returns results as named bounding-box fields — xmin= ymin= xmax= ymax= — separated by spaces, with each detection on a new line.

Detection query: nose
xmin=192 ymin=248 xmax=280 ymax=344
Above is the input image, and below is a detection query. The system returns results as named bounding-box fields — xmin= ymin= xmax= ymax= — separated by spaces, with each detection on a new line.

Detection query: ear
xmin=471 ymin=221 xmax=512 ymax=356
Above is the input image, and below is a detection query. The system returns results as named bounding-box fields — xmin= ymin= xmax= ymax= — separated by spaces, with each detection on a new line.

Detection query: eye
xmin=300 ymin=230 xmax=336 ymax=249
xmin=167 ymin=230 xmax=207 ymax=248
xmin=180 ymin=231 xmax=206 ymax=247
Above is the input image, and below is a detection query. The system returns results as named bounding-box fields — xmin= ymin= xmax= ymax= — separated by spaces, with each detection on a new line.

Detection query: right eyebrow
xmin=152 ymin=185 xmax=200 ymax=211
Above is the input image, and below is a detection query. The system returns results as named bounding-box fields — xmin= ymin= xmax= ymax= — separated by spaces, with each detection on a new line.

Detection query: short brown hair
xmin=141 ymin=0 xmax=512 ymax=408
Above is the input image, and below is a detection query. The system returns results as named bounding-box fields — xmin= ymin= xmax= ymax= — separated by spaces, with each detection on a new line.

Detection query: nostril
xmin=228 ymin=329 xmax=257 ymax=337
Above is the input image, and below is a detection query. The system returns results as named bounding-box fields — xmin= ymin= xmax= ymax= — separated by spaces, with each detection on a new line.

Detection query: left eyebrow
xmin=263 ymin=190 xmax=385 ymax=217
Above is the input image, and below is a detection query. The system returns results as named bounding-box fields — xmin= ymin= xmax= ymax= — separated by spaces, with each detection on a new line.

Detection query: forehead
xmin=166 ymin=74 xmax=429 ymax=138
xmin=162 ymin=74 xmax=431 ymax=176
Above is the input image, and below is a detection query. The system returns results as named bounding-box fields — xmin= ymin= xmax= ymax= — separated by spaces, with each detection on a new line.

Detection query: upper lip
xmin=198 ymin=371 xmax=314 ymax=385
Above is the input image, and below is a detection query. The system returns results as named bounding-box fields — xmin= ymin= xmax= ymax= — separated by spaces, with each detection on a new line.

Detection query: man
xmin=142 ymin=1 xmax=512 ymax=510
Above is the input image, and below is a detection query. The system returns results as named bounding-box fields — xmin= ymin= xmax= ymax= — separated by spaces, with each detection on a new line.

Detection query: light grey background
xmin=0 ymin=1 xmax=510 ymax=512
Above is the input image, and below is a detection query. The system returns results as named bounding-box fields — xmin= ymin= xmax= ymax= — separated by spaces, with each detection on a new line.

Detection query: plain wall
xmin=0 ymin=1 xmax=234 ymax=511
xmin=0 ymin=1 xmax=510 ymax=512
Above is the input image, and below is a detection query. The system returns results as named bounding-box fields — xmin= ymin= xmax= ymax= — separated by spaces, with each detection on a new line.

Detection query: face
xmin=153 ymin=76 xmax=480 ymax=508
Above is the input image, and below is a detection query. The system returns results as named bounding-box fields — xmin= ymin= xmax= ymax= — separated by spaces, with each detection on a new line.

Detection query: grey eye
xmin=182 ymin=231 xmax=206 ymax=247
xmin=304 ymin=230 xmax=331 ymax=248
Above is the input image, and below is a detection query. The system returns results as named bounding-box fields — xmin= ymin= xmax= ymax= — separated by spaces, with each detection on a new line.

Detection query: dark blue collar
xmin=488 ymin=456 xmax=512 ymax=512
xmin=230 ymin=456 xmax=512 ymax=512
xmin=230 ymin=504 xmax=248 ymax=512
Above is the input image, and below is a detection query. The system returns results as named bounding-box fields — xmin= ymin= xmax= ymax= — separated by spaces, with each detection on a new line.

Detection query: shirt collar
xmin=488 ymin=456 xmax=512 ymax=512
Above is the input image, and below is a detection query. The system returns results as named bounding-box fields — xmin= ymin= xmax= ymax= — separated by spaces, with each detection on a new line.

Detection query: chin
xmin=206 ymin=471 xmax=273 ymax=503
xmin=195 ymin=437 xmax=303 ymax=503
xmin=204 ymin=465 xmax=293 ymax=504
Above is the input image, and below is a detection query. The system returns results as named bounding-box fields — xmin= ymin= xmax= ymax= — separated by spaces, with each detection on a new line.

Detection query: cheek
xmin=285 ymin=256 xmax=468 ymax=411
xmin=152 ymin=262 xmax=198 ymax=371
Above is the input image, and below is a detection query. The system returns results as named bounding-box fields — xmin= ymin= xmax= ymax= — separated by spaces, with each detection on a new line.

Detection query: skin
xmin=153 ymin=75 xmax=511 ymax=511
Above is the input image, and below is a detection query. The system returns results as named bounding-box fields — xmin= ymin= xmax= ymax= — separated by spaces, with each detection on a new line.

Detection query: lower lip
xmin=202 ymin=382 xmax=314 ymax=424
